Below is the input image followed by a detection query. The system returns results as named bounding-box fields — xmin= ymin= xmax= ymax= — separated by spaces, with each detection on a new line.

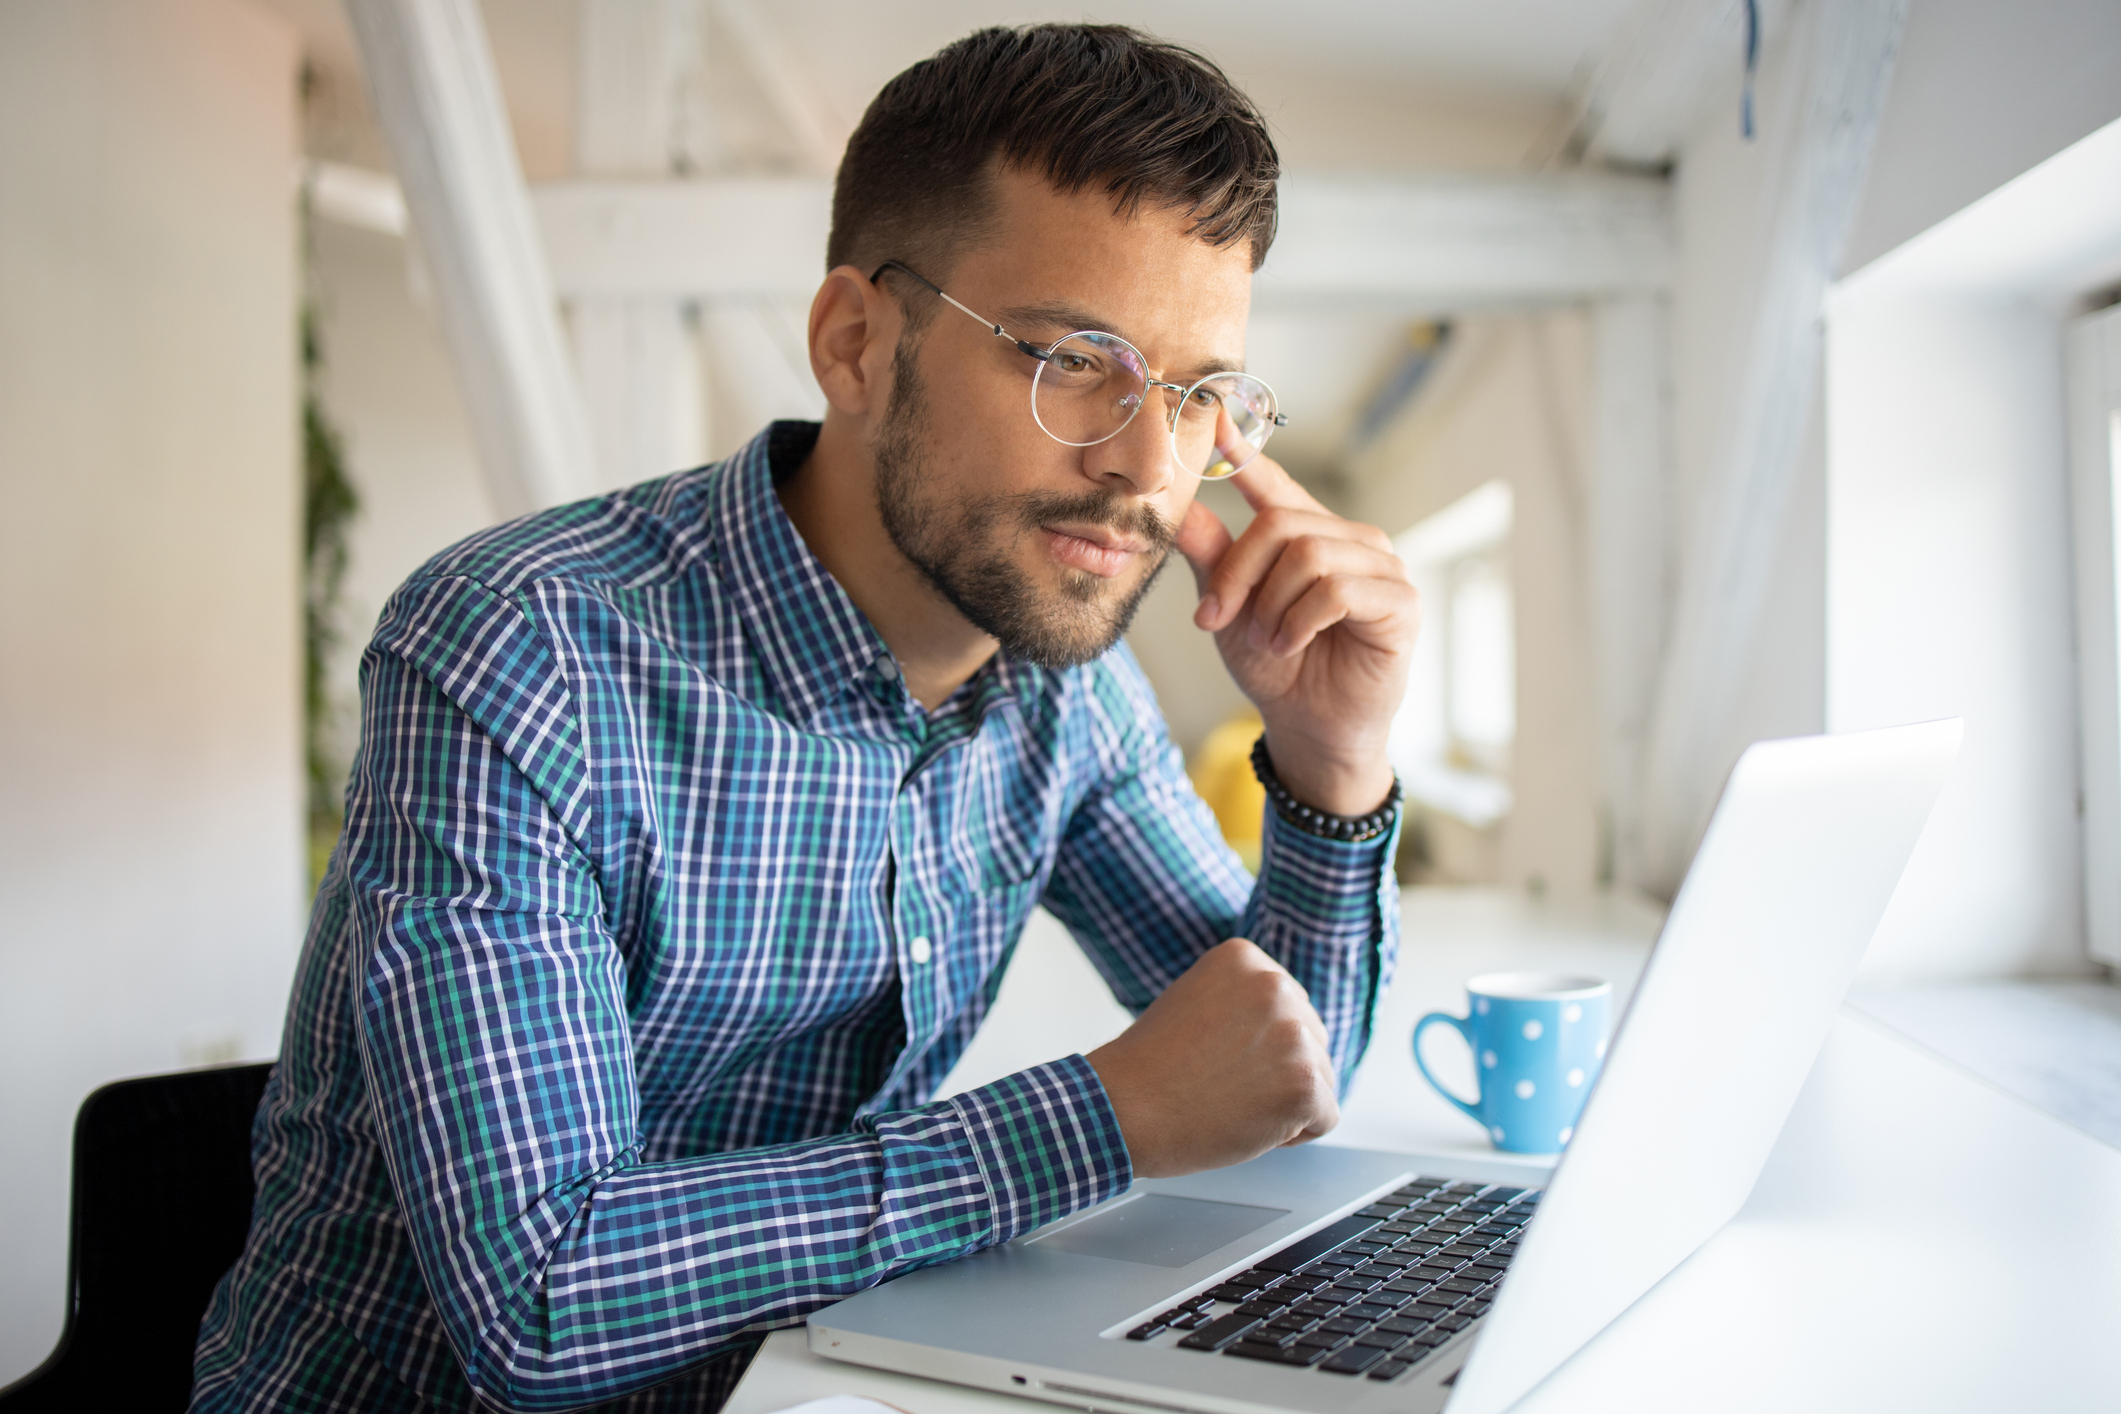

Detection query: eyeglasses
xmin=871 ymin=260 xmax=1287 ymax=480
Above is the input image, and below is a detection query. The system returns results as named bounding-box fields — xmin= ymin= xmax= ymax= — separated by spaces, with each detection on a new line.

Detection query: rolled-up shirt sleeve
xmin=1040 ymin=646 xmax=1400 ymax=1091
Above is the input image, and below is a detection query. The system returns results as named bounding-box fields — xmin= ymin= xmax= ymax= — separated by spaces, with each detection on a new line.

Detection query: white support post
xmin=1636 ymin=0 xmax=1910 ymax=894
xmin=1586 ymin=295 xmax=1673 ymax=892
xmin=342 ymin=0 xmax=597 ymax=517
xmin=573 ymin=0 xmax=711 ymax=486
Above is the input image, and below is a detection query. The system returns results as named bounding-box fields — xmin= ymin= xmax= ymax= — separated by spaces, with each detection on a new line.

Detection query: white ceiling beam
xmin=535 ymin=177 xmax=830 ymax=296
xmin=531 ymin=171 xmax=1672 ymax=305
xmin=1572 ymin=0 xmax=1795 ymax=167
xmin=342 ymin=0 xmax=597 ymax=517
xmin=1256 ymin=173 xmax=1672 ymax=309
xmin=711 ymin=0 xmax=848 ymax=177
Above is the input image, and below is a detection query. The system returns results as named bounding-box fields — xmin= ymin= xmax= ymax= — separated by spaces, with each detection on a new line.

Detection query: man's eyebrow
xmin=996 ymin=301 xmax=1246 ymax=379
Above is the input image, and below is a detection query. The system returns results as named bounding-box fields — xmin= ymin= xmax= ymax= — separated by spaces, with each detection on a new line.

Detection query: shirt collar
xmin=709 ymin=421 xmax=1053 ymax=730
xmin=711 ymin=422 xmax=890 ymax=728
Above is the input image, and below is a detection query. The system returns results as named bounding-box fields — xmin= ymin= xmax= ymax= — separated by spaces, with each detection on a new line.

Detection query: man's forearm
xmin=383 ymin=1058 xmax=1128 ymax=1411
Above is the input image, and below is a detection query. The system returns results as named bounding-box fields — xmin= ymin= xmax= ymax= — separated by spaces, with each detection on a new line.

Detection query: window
xmin=2069 ymin=298 xmax=2121 ymax=970
xmin=1388 ymin=481 xmax=1514 ymax=830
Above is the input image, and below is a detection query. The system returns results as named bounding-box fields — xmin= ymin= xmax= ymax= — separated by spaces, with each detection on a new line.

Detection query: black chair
xmin=0 ymin=1062 xmax=274 ymax=1412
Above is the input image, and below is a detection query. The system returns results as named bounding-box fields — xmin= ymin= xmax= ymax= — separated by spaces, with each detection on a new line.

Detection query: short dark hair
xmin=827 ymin=25 xmax=1280 ymax=303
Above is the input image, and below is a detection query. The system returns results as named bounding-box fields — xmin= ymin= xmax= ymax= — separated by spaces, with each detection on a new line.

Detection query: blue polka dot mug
xmin=1412 ymin=973 xmax=1611 ymax=1154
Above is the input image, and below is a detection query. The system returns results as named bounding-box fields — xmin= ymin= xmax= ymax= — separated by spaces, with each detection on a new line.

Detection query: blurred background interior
xmin=4 ymin=0 xmax=2121 ymax=1383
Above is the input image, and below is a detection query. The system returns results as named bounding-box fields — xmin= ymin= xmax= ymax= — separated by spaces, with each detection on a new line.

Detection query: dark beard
xmin=873 ymin=340 xmax=1177 ymax=672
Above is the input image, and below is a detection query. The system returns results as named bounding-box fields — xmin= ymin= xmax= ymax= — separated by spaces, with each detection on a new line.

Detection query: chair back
xmin=0 ymin=1062 xmax=273 ymax=1412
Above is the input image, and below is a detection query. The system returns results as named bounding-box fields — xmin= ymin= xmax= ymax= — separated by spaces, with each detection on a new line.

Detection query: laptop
xmin=809 ymin=721 xmax=1960 ymax=1414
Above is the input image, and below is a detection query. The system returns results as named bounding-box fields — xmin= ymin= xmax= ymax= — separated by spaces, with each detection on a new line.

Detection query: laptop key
xmin=1320 ymin=1317 xmax=1370 ymax=1335
xmin=1355 ymin=1330 xmax=1409 ymax=1350
xmin=1376 ymin=1315 xmax=1431 ymax=1335
xmin=1236 ymin=1298 xmax=1289 ymax=1319
xmin=1368 ymin=1359 xmax=1413 ymax=1381
xmin=1254 ymin=1215 xmax=1381 ymax=1273
xmin=1124 ymin=1322 xmax=1166 ymax=1341
xmin=1176 ymin=1313 xmax=1262 ymax=1351
xmin=1433 ymin=1314 xmax=1472 ymax=1332
xmin=1437 ymin=1278 xmax=1485 ymax=1297
xmin=1295 ymin=1330 xmax=1350 ymax=1351
xmin=1208 ymin=1282 xmax=1261 ymax=1303
xmin=1320 ymin=1345 xmax=1388 ymax=1374
xmin=1225 ymin=1340 xmax=1323 ymax=1366
xmin=1356 ymin=1203 xmax=1404 ymax=1219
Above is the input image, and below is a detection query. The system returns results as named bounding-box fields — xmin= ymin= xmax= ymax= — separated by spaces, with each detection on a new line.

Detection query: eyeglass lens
xmin=1030 ymin=331 xmax=1278 ymax=480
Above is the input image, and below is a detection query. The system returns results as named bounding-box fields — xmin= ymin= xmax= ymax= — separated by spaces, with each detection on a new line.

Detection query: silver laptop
xmin=809 ymin=721 xmax=1959 ymax=1414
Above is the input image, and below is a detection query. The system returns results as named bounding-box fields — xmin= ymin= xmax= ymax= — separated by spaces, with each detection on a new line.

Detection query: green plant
xmin=302 ymin=287 xmax=359 ymax=889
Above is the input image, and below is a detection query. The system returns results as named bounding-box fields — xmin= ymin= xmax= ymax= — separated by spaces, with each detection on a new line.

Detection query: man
xmin=195 ymin=24 xmax=1417 ymax=1414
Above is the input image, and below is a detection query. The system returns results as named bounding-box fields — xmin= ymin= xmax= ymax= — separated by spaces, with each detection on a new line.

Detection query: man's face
xmin=872 ymin=165 xmax=1255 ymax=671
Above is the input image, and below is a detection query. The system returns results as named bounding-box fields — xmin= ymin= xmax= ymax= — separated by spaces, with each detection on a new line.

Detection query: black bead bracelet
xmin=1249 ymin=734 xmax=1403 ymax=844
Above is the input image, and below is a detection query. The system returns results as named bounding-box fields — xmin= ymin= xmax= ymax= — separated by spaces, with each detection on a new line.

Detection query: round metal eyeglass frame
xmin=870 ymin=259 xmax=1288 ymax=479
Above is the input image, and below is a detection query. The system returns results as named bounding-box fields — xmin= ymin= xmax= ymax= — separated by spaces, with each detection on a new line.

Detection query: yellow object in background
xmin=1188 ymin=711 xmax=1266 ymax=873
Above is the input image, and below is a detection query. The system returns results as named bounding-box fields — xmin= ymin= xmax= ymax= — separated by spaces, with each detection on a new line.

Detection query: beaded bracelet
xmin=1249 ymin=734 xmax=1403 ymax=844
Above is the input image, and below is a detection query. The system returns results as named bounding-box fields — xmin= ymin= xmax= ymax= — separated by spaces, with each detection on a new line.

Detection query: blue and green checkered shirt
xmin=193 ymin=422 xmax=1399 ymax=1412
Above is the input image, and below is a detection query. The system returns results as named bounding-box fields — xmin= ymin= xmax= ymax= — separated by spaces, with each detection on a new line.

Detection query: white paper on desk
xmin=764 ymin=1396 xmax=911 ymax=1414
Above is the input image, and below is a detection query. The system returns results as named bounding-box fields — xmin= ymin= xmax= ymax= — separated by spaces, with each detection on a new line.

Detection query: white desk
xmin=727 ymin=891 xmax=2121 ymax=1414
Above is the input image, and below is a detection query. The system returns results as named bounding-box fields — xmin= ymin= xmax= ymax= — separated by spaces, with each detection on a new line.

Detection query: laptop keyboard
xmin=1123 ymin=1177 xmax=1540 ymax=1383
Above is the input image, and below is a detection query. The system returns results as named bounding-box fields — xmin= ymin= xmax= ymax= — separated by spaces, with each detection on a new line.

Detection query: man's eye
xmin=1055 ymin=353 xmax=1095 ymax=375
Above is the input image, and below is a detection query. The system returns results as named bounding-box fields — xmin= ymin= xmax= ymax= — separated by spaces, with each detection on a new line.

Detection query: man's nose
xmin=1079 ymin=392 xmax=1176 ymax=499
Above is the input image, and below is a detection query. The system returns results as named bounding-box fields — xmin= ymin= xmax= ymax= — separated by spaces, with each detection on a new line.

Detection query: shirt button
xmin=909 ymin=936 xmax=933 ymax=965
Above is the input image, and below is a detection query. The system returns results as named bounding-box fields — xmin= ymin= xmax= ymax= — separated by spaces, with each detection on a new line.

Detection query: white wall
xmin=1843 ymin=0 xmax=2121 ymax=276
xmin=310 ymin=219 xmax=498 ymax=783
xmin=0 ymin=0 xmax=303 ymax=1380
xmin=1820 ymin=0 xmax=2121 ymax=983
xmin=1827 ymin=294 xmax=2087 ymax=979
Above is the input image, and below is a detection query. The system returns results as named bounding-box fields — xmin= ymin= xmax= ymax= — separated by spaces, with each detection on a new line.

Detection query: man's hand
xmin=1085 ymin=938 xmax=1339 ymax=1178
xmin=1176 ymin=457 xmax=1419 ymax=816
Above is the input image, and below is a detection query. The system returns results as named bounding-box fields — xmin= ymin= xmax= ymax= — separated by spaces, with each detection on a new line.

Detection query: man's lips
xmin=1040 ymin=524 xmax=1147 ymax=579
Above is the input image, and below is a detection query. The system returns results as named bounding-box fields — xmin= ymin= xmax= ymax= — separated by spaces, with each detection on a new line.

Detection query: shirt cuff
xmin=1254 ymin=804 xmax=1402 ymax=934
xmin=946 ymin=1054 xmax=1133 ymax=1245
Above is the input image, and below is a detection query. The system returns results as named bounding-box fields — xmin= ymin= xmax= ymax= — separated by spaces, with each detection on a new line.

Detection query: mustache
xmin=1013 ymin=490 xmax=1178 ymax=555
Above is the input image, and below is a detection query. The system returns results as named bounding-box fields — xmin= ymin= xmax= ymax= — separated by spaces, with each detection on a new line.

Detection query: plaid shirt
xmin=193 ymin=423 xmax=1399 ymax=1413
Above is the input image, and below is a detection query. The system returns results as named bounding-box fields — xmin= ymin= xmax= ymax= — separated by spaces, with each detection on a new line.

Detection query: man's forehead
xmin=962 ymin=168 xmax=1254 ymax=365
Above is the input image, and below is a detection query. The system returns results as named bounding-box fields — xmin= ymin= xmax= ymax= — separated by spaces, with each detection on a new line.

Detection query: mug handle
xmin=1411 ymin=1012 xmax=1483 ymax=1124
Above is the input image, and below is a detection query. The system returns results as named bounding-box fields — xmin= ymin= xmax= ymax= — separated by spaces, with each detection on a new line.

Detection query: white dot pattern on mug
xmin=1559 ymin=1126 xmax=1573 ymax=1144
xmin=1567 ymin=1067 xmax=1585 ymax=1087
xmin=1514 ymin=1079 xmax=1535 ymax=1099
xmin=1482 ymin=1050 xmax=1497 ymax=1068
xmin=1475 ymin=998 xmax=1490 ymax=1015
xmin=1522 ymin=1019 xmax=1543 ymax=1040
xmin=1491 ymin=1125 xmax=1505 ymax=1142
xmin=1563 ymin=1003 xmax=1582 ymax=1024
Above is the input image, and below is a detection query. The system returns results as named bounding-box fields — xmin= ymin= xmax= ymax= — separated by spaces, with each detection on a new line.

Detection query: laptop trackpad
xmin=1031 ymin=1195 xmax=1290 ymax=1268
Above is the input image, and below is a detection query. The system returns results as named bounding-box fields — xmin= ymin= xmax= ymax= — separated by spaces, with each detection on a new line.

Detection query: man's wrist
xmin=1252 ymin=735 xmax=1400 ymax=840
xmin=1252 ymin=725 xmax=1396 ymax=818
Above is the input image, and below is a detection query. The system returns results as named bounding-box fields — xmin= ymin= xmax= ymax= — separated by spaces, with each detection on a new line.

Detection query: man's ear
xmin=809 ymin=265 xmax=896 ymax=418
